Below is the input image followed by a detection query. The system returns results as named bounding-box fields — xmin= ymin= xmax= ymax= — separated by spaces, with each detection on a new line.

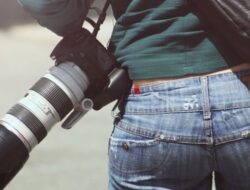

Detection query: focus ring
xmin=30 ymin=78 xmax=73 ymax=119
xmin=7 ymin=104 xmax=47 ymax=143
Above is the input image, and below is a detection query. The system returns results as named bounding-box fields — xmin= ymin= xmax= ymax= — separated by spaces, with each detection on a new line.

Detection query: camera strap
xmin=51 ymin=0 xmax=131 ymax=129
xmin=85 ymin=0 xmax=110 ymax=37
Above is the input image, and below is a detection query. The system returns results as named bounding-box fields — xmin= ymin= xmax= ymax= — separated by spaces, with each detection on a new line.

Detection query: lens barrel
xmin=0 ymin=62 xmax=89 ymax=151
xmin=0 ymin=125 xmax=29 ymax=189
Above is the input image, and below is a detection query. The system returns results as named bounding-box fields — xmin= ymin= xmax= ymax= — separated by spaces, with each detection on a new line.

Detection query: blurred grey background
xmin=0 ymin=0 xmax=115 ymax=189
xmin=0 ymin=0 xmax=34 ymax=28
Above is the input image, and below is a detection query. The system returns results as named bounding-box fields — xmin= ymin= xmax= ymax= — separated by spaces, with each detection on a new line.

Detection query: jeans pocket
xmin=109 ymin=127 xmax=168 ymax=175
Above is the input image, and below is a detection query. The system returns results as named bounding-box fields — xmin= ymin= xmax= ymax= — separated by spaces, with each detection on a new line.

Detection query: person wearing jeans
xmin=18 ymin=0 xmax=250 ymax=189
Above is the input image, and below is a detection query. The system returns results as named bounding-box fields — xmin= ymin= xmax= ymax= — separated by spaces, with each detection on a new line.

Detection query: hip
xmin=115 ymin=63 xmax=250 ymax=145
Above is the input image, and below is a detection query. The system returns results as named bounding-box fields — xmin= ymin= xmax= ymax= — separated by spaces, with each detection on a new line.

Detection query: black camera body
xmin=51 ymin=28 xmax=131 ymax=111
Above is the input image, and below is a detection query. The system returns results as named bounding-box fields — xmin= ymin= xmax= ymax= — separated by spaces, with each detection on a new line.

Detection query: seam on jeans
xmin=211 ymin=104 xmax=250 ymax=111
xmin=109 ymin=133 xmax=170 ymax=174
xmin=215 ymin=137 xmax=247 ymax=146
xmin=116 ymin=122 xmax=250 ymax=146
xmin=125 ymin=108 xmax=203 ymax=114
xmin=117 ymin=121 xmax=214 ymax=145
xmin=125 ymin=104 xmax=250 ymax=115
xmin=201 ymin=76 xmax=212 ymax=120
xmin=110 ymin=150 xmax=170 ymax=175
xmin=215 ymin=130 xmax=250 ymax=145
xmin=110 ymin=137 xmax=159 ymax=147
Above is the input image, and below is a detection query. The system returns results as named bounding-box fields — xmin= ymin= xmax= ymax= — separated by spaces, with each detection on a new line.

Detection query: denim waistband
xmin=127 ymin=69 xmax=250 ymax=114
xmin=132 ymin=69 xmax=250 ymax=93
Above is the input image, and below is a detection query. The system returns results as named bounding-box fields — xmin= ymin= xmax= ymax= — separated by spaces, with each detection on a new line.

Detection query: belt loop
xmin=201 ymin=76 xmax=211 ymax=120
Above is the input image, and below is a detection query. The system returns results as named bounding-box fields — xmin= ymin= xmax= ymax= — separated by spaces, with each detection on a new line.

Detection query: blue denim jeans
xmin=108 ymin=70 xmax=250 ymax=190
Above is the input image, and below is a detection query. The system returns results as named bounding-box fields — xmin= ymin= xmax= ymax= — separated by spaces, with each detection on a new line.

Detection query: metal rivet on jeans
xmin=160 ymin=134 xmax=165 ymax=140
xmin=242 ymin=130 xmax=250 ymax=138
xmin=122 ymin=143 xmax=129 ymax=150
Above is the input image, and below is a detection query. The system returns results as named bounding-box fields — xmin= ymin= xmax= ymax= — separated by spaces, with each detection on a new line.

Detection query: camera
xmin=0 ymin=28 xmax=131 ymax=189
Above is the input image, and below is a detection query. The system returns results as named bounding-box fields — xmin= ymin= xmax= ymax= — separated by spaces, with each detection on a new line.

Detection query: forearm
xmin=18 ymin=0 xmax=93 ymax=36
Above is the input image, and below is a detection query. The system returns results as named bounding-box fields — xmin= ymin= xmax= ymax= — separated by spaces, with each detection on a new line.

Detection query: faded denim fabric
xmin=109 ymin=70 xmax=250 ymax=190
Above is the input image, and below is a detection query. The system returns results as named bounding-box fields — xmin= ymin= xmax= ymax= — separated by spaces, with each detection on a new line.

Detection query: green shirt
xmin=19 ymin=0 xmax=242 ymax=80
xmin=110 ymin=0 xmax=242 ymax=80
